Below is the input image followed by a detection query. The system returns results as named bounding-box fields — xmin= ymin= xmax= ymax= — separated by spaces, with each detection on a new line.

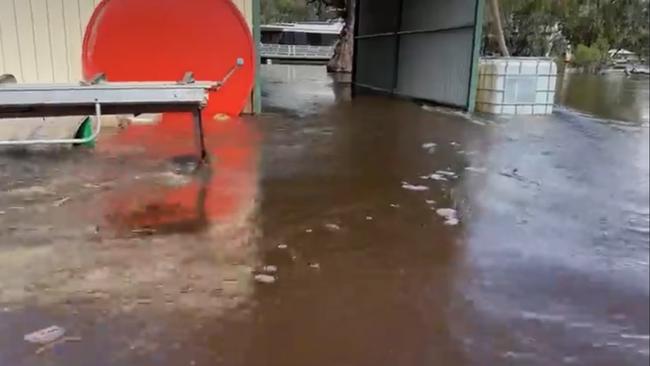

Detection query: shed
xmin=353 ymin=0 xmax=484 ymax=111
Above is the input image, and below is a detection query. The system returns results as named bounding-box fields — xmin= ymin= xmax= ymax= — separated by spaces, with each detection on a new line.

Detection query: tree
xmin=307 ymin=0 xmax=353 ymax=73
xmin=488 ymin=0 xmax=510 ymax=56
xmin=261 ymin=0 xmax=322 ymax=24
xmin=483 ymin=0 xmax=568 ymax=57
xmin=573 ymin=38 xmax=609 ymax=71
xmin=559 ymin=0 xmax=649 ymax=58
xmin=483 ymin=0 xmax=649 ymax=62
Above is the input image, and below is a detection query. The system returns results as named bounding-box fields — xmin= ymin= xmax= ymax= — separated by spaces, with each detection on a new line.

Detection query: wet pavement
xmin=0 ymin=65 xmax=648 ymax=365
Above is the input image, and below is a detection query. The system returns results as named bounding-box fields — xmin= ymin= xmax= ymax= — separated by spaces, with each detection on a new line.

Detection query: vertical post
xmin=467 ymin=0 xmax=485 ymax=112
xmin=252 ymin=0 xmax=262 ymax=113
xmin=351 ymin=0 xmax=361 ymax=97
xmin=391 ymin=0 xmax=405 ymax=93
xmin=193 ymin=109 xmax=208 ymax=163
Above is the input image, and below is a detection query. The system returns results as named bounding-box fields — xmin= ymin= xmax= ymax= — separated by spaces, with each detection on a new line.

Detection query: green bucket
xmin=74 ymin=117 xmax=95 ymax=148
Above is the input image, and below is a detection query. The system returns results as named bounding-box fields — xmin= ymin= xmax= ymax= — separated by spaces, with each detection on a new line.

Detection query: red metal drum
xmin=82 ymin=0 xmax=255 ymax=117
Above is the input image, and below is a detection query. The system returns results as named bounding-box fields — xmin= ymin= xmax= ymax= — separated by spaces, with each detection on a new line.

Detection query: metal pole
xmin=467 ymin=0 xmax=486 ymax=112
xmin=391 ymin=0 xmax=404 ymax=93
xmin=193 ymin=109 xmax=208 ymax=163
xmin=351 ymin=0 xmax=362 ymax=97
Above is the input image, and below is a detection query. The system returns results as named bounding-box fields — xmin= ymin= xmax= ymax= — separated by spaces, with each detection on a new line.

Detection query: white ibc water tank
xmin=476 ymin=57 xmax=557 ymax=115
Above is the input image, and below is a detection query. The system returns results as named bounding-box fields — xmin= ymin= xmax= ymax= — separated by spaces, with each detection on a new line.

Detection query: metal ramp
xmin=0 ymin=59 xmax=244 ymax=162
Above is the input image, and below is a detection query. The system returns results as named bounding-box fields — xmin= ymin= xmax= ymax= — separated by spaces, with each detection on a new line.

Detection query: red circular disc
xmin=82 ymin=0 xmax=254 ymax=116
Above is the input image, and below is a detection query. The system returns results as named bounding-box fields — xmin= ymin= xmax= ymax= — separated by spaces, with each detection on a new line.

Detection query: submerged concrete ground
xmin=0 ymin=65 xmax=648 ymax=366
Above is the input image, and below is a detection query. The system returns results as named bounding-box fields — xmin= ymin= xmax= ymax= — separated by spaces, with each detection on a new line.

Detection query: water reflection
xmin=557 ymin=72 xmax=650 ymax=124
xmin=261 ymin=64 xmax=342 ymax=116
xmin=100 ymin=113 xmax=260 ymax=236
xmin=0 ymin=113 xmax=261 ymax=316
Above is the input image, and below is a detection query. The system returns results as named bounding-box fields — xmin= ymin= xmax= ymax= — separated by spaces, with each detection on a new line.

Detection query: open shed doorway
xmin=352 ymin=0 xmax=484 ymax=111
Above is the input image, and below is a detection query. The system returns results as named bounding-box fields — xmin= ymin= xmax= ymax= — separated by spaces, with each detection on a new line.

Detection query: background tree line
xmin=260 ymin=0 xmax=333 ymax=23
xmin=484 ymin=0 xmax=649 ymax=70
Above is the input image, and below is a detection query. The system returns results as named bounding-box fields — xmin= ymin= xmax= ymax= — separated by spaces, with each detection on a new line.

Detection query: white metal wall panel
xmin=0 ymin=0 xmax=23 ymax=79
xmin=233 ymin=0 xmax=253 ymax=31
xmin=0 ymin=0 xmax=96 ymax=82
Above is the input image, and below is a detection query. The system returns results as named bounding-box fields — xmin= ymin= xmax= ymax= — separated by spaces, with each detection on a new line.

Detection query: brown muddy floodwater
xmin=0 ymin=65 xmax=648 ymax=366
xmin=557 ymin=72 xmax=650 ymax=125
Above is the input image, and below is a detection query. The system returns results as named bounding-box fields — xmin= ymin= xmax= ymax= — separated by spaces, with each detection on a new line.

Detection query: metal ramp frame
xmin=0 ymin=58 xmax=244 ymax=163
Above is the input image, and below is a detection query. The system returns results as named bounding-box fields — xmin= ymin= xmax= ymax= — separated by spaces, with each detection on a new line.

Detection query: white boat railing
xmin=259 ymin=44 xmax=334 ymax=60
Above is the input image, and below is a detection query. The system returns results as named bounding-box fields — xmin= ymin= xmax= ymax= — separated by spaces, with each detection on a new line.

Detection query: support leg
xmin=193 ymin=109 xmax=208 ymax=164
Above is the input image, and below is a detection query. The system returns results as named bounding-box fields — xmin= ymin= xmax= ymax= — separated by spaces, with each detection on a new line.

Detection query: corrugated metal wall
xmin=353 ymin=0 xmax=483 ymax=110
xmin=0 ymin=0 xmax=100 ymax=83
xmin=0 ymin=0 xmax=254 ymax=83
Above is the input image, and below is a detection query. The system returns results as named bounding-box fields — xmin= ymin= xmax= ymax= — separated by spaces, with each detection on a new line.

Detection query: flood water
xmin=557 ymin=72 xmax=650 ymax=125
xmin=0 ymin=65 xmax=648 ymax=366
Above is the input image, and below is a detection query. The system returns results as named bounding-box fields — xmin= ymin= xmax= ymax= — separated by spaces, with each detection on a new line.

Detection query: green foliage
xmin=559 ymin=0 xmax=648 ymax=55
xmin=261 ymin=0 xmax=319 ymax=23
xmin=573 ymin=44 xmax=602 ymax=67
xmin=484 ymin=0 xmax=650 ymax=60
xmin=260 ymin=0 xmax=346 ymax=23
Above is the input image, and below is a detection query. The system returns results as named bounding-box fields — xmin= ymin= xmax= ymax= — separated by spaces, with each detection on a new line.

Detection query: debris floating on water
xmin=24 ymin=325 xmax=66 ymax=345
xmin=425 ymin=200 xmax=436 ymax=205
xmin=436 ymin=208 xmax=460 ymax=226
xmin=214 ymin=113 xmax=231 ymax=121
xmin=365 ymin=216 xmax=374 ymax=221
xmin=254 ymin=274 xmax=276 ymax=284
xmin=135 ymin=298 xmax=152 ymax=305
xmin=309 ymin=263 xmax=321 ymax=270
xmin=277 ymin=244 xmax=288 ymax=249
xmin=324 ymin=223 xmax=341 ymax=231
xmin=421 ymin=170 xmax=457 ymax=181
xmin=305 ymin=228 xmax=313 ymax=233
xmin=421 ymin=173 xmax=448 ymax=181
xmin=262 ymin=265 xmax=278 ymax=274
xmin=390 ymin=203 xmax=400 ymax=208
xmin=53 ymin=196 xmax=71 ymax=207
xmin=7 ymin=186 xmax=51 ymax=196
xmin=499 ymin=168 xmax=541 ymax=187
xmin=401 ymin=182 xmax=429 ymax=191
xmin=465 ymin=166 xmax=487 ymax=173
xmin=421 ymin=142 xmax=437 ymax=153
xmin=620 ymin=334 xmax=650 ymax=340
xmin=436 ymin=170 xmax=456 ymax=177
